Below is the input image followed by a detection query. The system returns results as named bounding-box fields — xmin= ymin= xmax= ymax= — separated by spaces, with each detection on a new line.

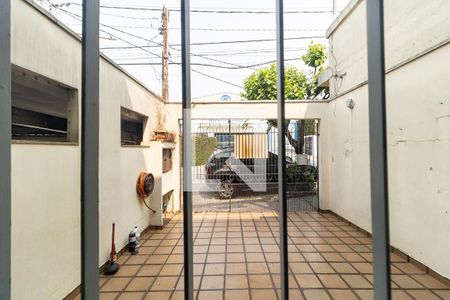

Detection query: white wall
xmin=98 ymin=60 xmax=181 ymax=264
xmin=11 ymin=1 xmax=82 ymax=299
xmin=326 ymin=0 xmax=450 ymax=278
xmin=10 ymin=1 xmax=180 ymax=299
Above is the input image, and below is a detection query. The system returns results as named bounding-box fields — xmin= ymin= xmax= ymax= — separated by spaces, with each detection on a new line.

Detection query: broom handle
xmin=111 ymin=223 xmax=116 ymax=260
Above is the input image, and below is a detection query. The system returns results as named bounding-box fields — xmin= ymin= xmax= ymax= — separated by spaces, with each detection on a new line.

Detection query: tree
xmin=241 ymin=42 xmax=328 ymax=154
xmin=301 ymin=42 xmax=329 ymax=100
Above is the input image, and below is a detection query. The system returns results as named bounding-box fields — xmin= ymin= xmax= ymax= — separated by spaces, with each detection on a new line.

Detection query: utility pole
xmin=161 ymin=5 xmax=169 ymax=101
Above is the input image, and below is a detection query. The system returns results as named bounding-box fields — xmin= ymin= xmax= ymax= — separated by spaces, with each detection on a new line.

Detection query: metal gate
xmin=184 ymin=119 xmax=319 ymax=212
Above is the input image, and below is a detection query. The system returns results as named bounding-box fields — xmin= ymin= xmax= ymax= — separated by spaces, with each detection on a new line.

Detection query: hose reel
xmin=136 ymin=172 xmax=156 ymax=213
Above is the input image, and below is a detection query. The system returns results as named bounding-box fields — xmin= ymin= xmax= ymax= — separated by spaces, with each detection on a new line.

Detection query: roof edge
xmin=326 ymin=0 xmax=362 ymax=38
xmin=22 ymin=0 xmax=166 ymax=103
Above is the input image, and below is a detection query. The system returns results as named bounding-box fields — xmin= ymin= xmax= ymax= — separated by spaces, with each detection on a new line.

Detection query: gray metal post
xmin=181 ymin=0 xmax=194 ymax=299
xmin=81 ymin=0 xmax=100 ymax=298
xmin=276 ymin=0 xmax=289 ymax=299
xmin=0 ymin=0 xmax=11 ymax=298
xmin=228 ymin=119 xmax=232 ymax=213
xmin=366 ymin=0 xmax=391 ymax=299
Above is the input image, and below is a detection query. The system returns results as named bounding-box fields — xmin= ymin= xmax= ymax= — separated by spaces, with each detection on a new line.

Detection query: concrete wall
xmin=10 ymin=1 xmax=180 ymax=299
xmin=326 ymin=0 xmax=450 ymax=278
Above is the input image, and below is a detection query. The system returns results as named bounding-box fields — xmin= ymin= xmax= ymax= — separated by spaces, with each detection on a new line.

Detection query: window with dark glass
xmin=11 ymin=66 xmax=78 ymax=143
xmin=120 ymin=107 xmax=147 ymax=146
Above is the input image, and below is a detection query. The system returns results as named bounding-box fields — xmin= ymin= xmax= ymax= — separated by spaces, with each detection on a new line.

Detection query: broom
xmin=103 ymin=223 xmax=119 ymax=275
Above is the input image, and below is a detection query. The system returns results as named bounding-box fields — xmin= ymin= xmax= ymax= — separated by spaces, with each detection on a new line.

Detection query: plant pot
xmin=154 ymin=131 xmax=169 ymax=141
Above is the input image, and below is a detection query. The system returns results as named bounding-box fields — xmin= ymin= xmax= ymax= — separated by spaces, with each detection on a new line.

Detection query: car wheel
xmin=218 ymin=182 xmax=234 ymax=199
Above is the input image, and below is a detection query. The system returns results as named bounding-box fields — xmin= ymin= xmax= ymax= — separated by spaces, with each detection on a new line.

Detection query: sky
xmin=35 ymin=0 xmax=351 ymax=101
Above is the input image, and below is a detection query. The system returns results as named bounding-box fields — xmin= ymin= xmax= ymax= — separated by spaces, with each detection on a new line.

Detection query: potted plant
xmin=153 ymin=104 xmax=175 ymax=142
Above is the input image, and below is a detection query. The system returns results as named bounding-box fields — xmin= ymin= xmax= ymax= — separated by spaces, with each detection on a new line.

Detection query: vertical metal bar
xmin=181 ymin=0 xmax=194 ymax=299
xmin=0 ymin=0 xmax=11 ymax=298
xmin=276 ymin=0 xmax=289 ymax=298
xmin=228 ymin=119 xmax=232 ymax=213
xmin=366 ymin=0 xmax=391 ymax=299
xmin=81 ymin=0 xmax=100 ymax=298
xmin=315 ymin=121 xmax=320 ymax=211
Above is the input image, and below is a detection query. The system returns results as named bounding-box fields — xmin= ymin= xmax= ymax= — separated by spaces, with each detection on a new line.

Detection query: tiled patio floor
xmin=99 ymin=212 xmax=450 ymax=300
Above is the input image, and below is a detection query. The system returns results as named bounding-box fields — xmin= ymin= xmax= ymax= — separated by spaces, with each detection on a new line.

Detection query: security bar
xmin=276 ymin=0 xmax=289 ymax=299
xmin=366 ymin=0 xmax=392 ymax=299
xmin=181 ymin=0 xmax=194 ymax=299
xmin=0 ymin=0 xmax=12 ymax=298
xmin=81 ymin=0 xmax=100 ymax=298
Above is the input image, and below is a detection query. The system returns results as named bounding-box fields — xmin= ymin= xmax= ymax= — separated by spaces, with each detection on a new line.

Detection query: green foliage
xmin=301 ymin=43 xmax=327 ymax=70
xmin=240 ymin=42 xmax=327 ymax=153
xmin=241 ymin=42 xmax=328 ymax=101
xmin=286 ymin=164 xmax=318 ymax=190
xmin=193 ymin=136 xmax=217 ymax=166
xmin=302 ymin=42 xmax=328 ymax=99
xmin=303 ymin=119 xmax=316 ymax=136
xmin=241 ymin=64 xmax=307 ymax=100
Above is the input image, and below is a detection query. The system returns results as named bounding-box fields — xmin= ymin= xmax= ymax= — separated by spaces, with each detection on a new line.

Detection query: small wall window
xmin=162 ymin=149 xmax=173 ymax=173
xmin=11 ymin=66 xmax=78 ymax=143
xmin=121 ymin=107 xmax=147 ymax=146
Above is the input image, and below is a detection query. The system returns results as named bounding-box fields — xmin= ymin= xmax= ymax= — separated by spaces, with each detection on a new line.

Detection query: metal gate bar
xmin=81 ymin=0 xmax=100 ymax=298
xmin=366 ymin=0 xmax=392 ymax=299
xmin=190 ymin=120 xmax=318 ymax=213
xmin=0 ymin=0 xmax=11 ymax=298
xmin=180 ymin=0 xmax=194 ymax=299
xmin=275 ymin=0 xmax=289 ymax=298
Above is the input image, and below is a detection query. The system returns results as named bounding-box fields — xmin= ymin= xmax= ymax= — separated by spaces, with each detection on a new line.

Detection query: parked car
xmin=205 ymin=149 xmax=315 ymax=198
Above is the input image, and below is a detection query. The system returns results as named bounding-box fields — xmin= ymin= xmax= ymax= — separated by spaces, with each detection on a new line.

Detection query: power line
xmin=55 ymin=7 xmax=163 ymax=77
xmin=110 ymin=48 xmax=308 ymax=60
xmin=100 ymin=35 xmax=325 ymax=50
xmin=191 ymin=69 xmax=243 ymax=88
xmin=134 ymin=46 xmax=309 ymax=56
xmin=54 ymin=5 xmax=244 ymax=89
xmin=59 ymin=8 xmax=249 ymax=70
xmin=67 ymin=3 xmax=333 ymax=14
xmin=169 ymin=27 xmax=325 ymax=32
xmin=57 ymin=7 xmax=163 ymax=57
xmin=118 ymin=58 xmax=299 ymax=69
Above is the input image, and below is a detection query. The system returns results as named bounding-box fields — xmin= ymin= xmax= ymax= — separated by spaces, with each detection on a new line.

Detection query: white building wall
xmin=11 ymin=1 xmax=82 ymax=299
xmin=10 ymin=1 xmax=180 ymax=299
xmin=326 ymin=0 xmax=450 ymax=278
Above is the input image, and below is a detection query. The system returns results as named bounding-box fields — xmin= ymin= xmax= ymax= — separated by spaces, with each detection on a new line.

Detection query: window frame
xmin=11 ymin=65 xmax=79 ymax=144
xmin=120 ymin=107 xmax=148 ymax=146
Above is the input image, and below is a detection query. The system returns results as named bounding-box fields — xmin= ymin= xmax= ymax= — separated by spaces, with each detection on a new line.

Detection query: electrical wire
xmin=118 ymin=57 xmax=300 ymax=69
xmin=100 ymin=35 xmax=325 ymax=50
xmin=191 ymin=69 xmax=243 ymax=88
xmin=55 ymin=7 xmax=163 ymax=77
xmin=110 ymin=47 xmax=309 ymax=60
xmin=54 ymin=5 xmax=245 ymax=88
xmin=48 ymin=3 xmax=325 ymax=89
xmin=66 ymin=3 xmax=333 ymax=14
xmin=169 ymin=27 xmax=325 ymax=32
xmin=60 ymin=9 xmax=250 ymax=70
